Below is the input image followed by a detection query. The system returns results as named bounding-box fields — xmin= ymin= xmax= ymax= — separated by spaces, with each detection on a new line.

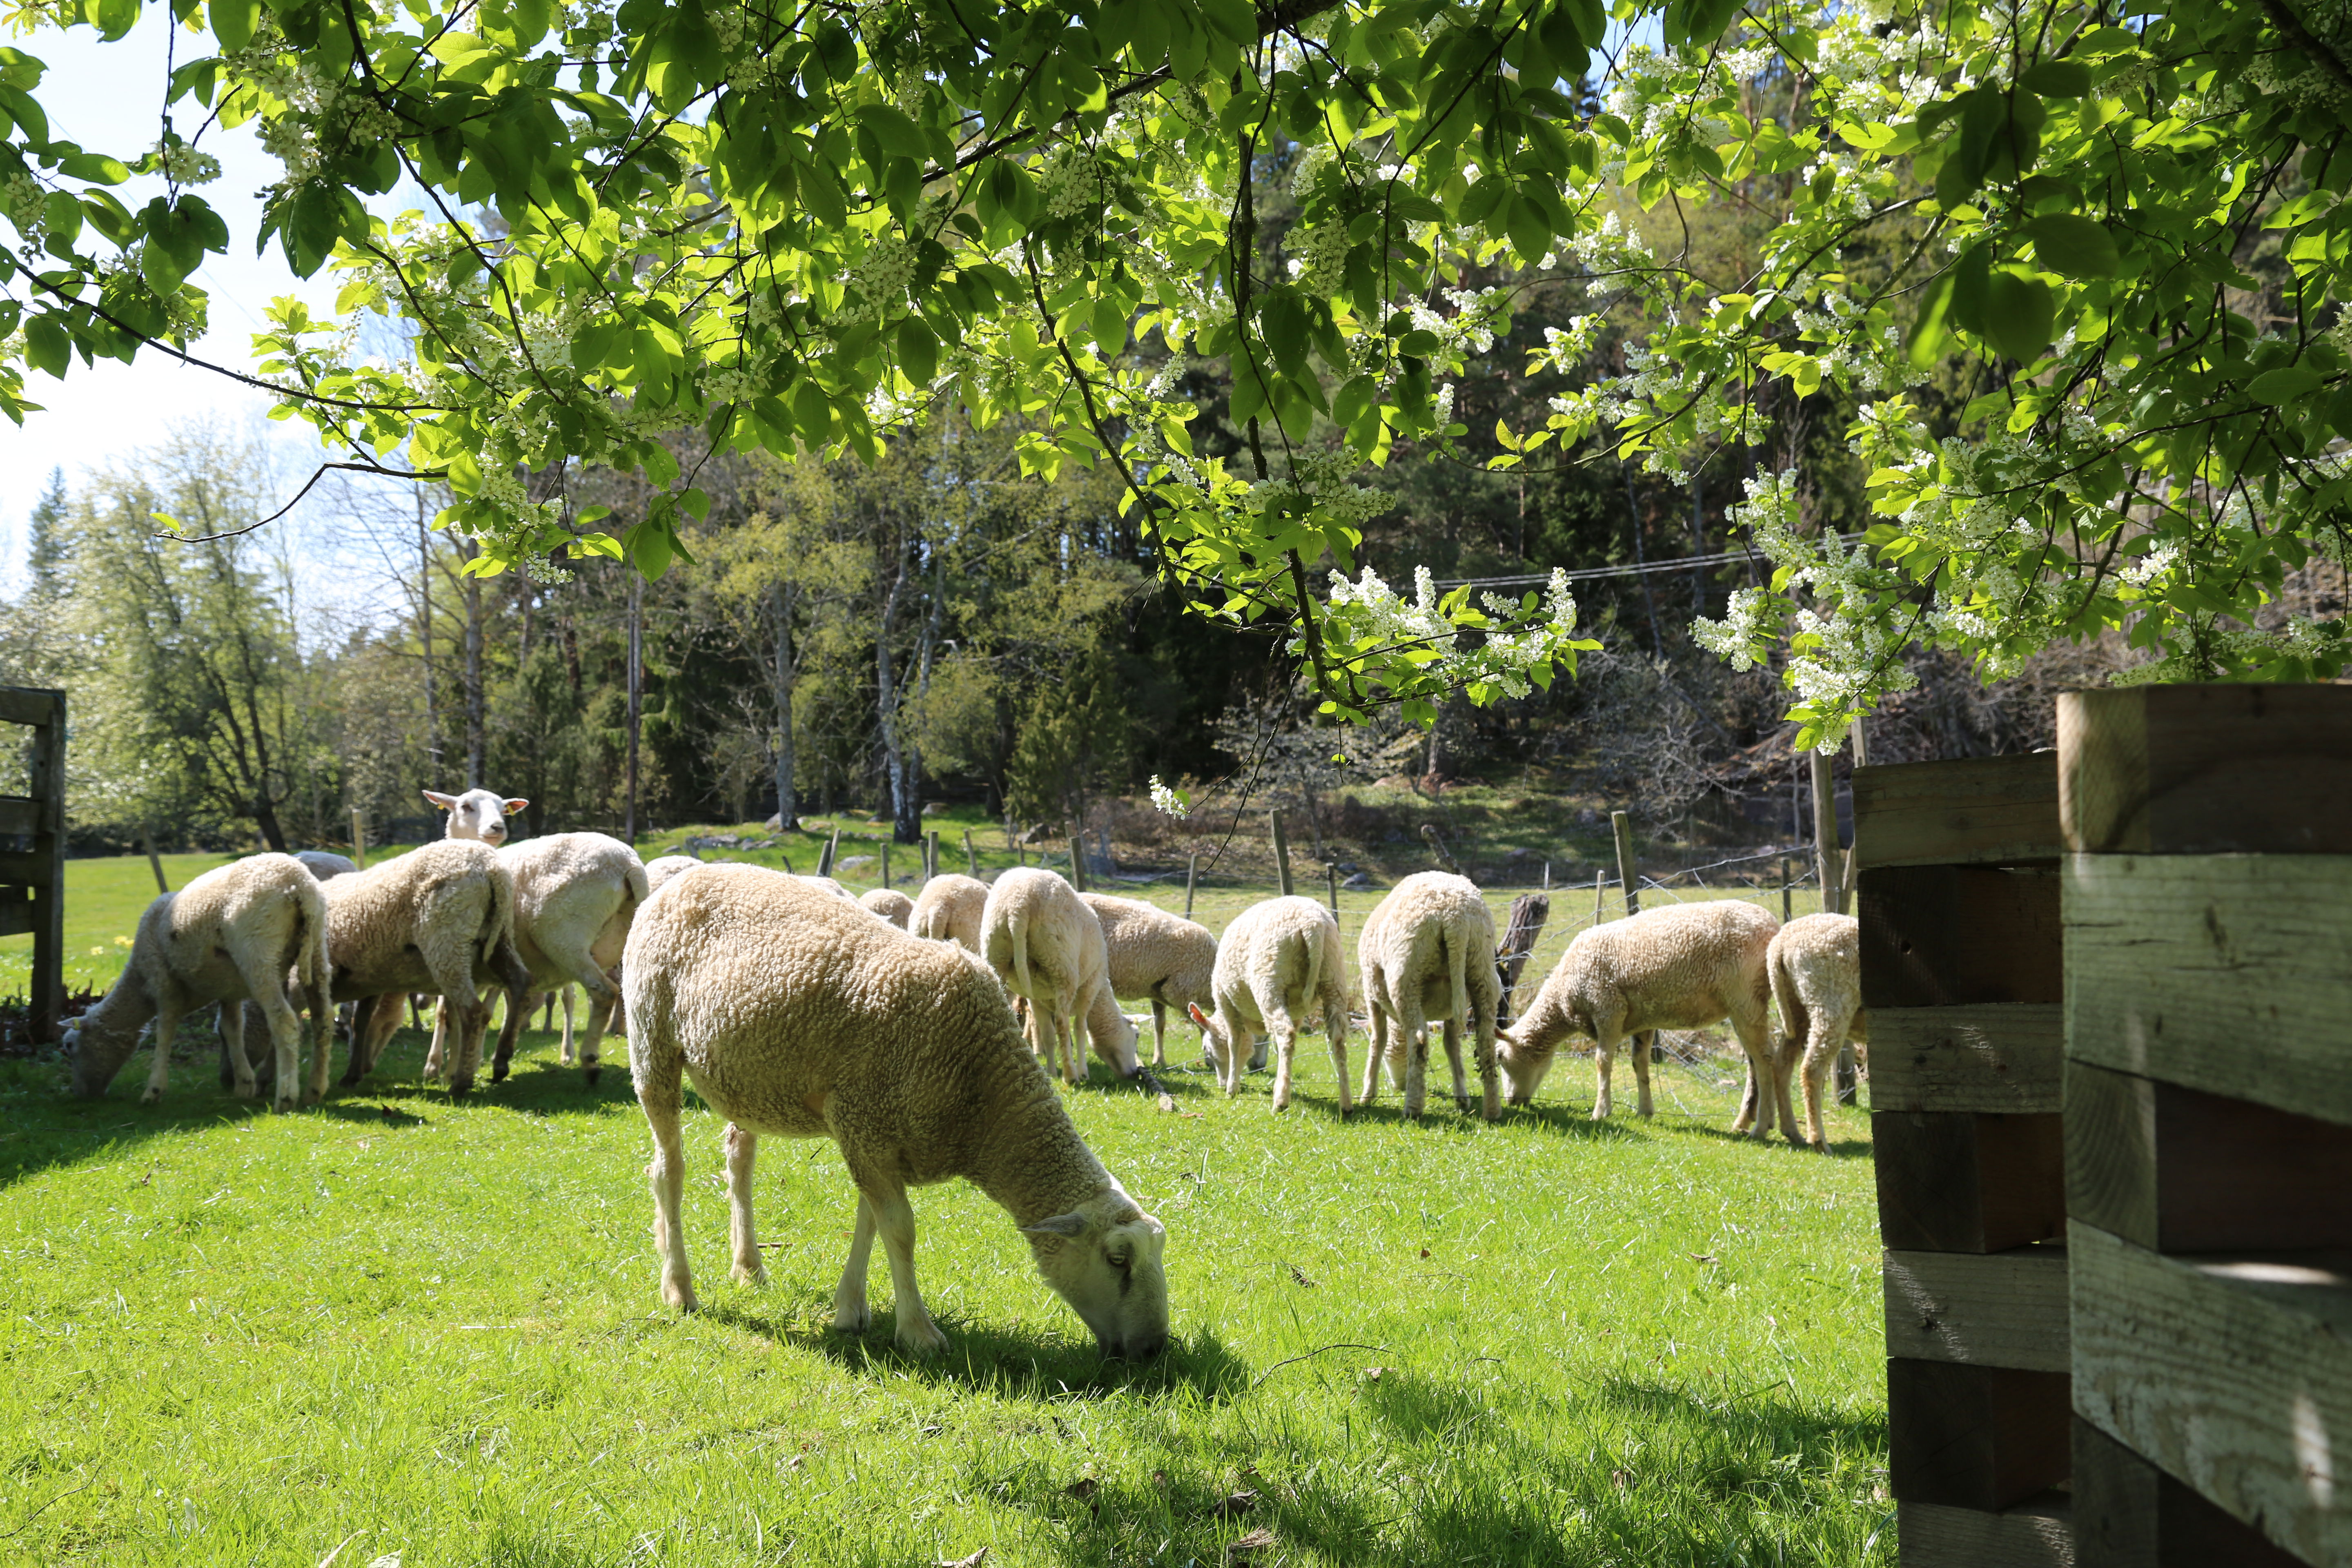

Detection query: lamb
xmin=979 ymin=868 xmax=1138 ymax=1085
xmin=1764 ymin=913 xmax=1868 ymax=1151
xmin=1496 ymin=899 xmax=1795 ymax=1140
xmin=623 ymin=865 xmax=1169 ymax=1358
xmin=323 ymin=838 xmax=520 ymax=1099
xmin=911 ymin=873 xmax=989 ymax=949
xmin=67 ymin=853 xmax=332 ymax=1110
xmin=1185 ymin=895 xmax=1351 ymax=1115
xmin=293 ymin=850 xmax=356 ymax=880
xmin=861 ymin=887 xmax=916 ymax=928
xmin=1080 ymin=893 xmax=1216 ymax=1069
xmin=643 ymin=855 xmax=703 ymax=894
xmin=1355 ymin=872 xmax=1504 ymax=1121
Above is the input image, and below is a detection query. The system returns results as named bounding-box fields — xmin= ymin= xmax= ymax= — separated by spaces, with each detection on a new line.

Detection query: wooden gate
xmin=0 ymin=687 xmax=65 ymax=1041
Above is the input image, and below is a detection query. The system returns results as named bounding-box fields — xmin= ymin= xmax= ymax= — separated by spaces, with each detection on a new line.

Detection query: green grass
xmin=0 ymin=990 xmax=1889 ymax=1566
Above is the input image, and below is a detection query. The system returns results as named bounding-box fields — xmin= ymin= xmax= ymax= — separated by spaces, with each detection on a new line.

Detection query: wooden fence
xmin=2060 ymin=686 xmax=2349 ymax=1567
xmin=0 ymin=686 xmax=65 ymax=1040
xmin=1853 ymin=752 xmax=2073 ymax=1565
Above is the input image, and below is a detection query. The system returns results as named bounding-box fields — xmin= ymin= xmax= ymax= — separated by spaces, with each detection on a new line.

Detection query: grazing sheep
xmin=67 ymin=854 xmax=332 ymax=1110
xmin=423 ymin=786 xmax=530 ymax=845
xmin=1356 ymin=872 xmax=1503 ymax=1122
xmin=294 ymin=850 xmax=356 ymax=880
xmin=911 ymin=873 xmax=989 ymax=949
xmin=1497 ymin=899 xmax=1795 ymax=1140
xmin=324 ymin=839 xmax=520 ymax=1099
xmin=1186 ymin=895 xmax=1350 ymax=1115
xmin=861 ymin=887 xmax=916 ymax=928
xmin=980 ymin=868 xmax=1138 ymax=1085
xmin=643 ymin=855 xmax=702 ymax=894
xmin=623 ymin=865 xmax=1170 ymax=1358
xmin=1763 ymin=913 xmax=1868 ymax=1151
xmin=1080 ymin=893 xmax=1216 ymax=1070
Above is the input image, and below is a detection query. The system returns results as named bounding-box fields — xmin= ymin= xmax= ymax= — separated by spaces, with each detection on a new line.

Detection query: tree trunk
xmin=253 ymin=789 xmax=289 ymax=853
xmin=770 ymin=580 xmax=798 ymax=829
xmin=418 ymin=488 xmax=441 ymax=783
xmin=626 ymin=570 xmax=642 ymax=842
xmin=875 ymin=552 xmax=918 ymax=844
xmin=465 ymin=544 xmax=486 ymax=788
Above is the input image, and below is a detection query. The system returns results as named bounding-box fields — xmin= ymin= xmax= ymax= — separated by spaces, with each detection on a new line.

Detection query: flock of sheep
xmin=58 ymin=791 xmax=1867 ymax=1359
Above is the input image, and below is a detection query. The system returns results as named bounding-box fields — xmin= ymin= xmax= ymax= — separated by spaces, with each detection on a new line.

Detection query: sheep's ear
xmin=1186 ymin=1003 xmax=1211 ymax=1029
xmin=423 ymin=791 xmax=455 ymax=809
xmin=1020 ymin=1212 xmax=1090 ymax=1239
xmin=503 ymin=798 xmax=530 ymax=813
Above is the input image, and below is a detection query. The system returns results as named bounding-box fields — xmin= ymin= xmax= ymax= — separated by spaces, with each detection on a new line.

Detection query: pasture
xmin=4 ymin=848 xmax=1884 ymax=1566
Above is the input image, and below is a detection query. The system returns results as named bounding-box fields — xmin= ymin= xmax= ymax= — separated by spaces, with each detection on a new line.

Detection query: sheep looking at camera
xmin=1356 ymin=872 xmax=1503 ymax=1122
xmin=622 ymin=865 xmax=1170 ymax=1359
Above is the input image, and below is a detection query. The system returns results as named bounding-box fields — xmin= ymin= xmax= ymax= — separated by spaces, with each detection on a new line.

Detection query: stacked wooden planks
xmin=0 ymin=686 xmax=65 ymax=1041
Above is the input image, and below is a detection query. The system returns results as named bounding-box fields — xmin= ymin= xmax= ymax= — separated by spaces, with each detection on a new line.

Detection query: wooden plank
xmin=1851 ymin=753 xmax=2063 ymax=871
xmin=0 ymin=846 xmax=55 ymax=886
xmin=1875 ymin=1112 xmax=2067 ymax=1254
xmin=0 ymin=796 xmax=38 ymax=836
xmin=2067 ymin=1062 xmax=2352 ymax=1253
xmin=1871 ymin=1005 xmax=2065 ymax=1114
xmin=1885 ymin=1247 xmax=2070 ymax=1373
xmin=25 ymin=691 xmax=62 ymax=1041
xmin=1897 ymin=1495 xmax=2074 ymax=1567
xmin=2071 ymin=1417 xmax=2310 ymax=1568
xmin=2060 ymin=684 xmax=2352 ymax=856
xmin=2071 ymin=1222 xmax=2352 ymax=1567
xmin=0 ymin=889 xmax=30 ymax=938
xmin=0 ymin=686 xmax=59 ymax=727
xmin=1860 ymin=866 xmax=2063 ymax=1010
xmin=1888 ymin=1356 xmax=2071 ymax=1511
xmin=2065 ymin=853 xmax=2352 ymax=1128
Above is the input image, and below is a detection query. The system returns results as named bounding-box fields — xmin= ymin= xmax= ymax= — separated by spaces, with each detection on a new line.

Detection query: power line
xmin=1434 ymin=534 xmax=1853 ymax=590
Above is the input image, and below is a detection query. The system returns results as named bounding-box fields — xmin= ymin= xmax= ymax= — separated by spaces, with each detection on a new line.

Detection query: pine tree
xmin=25 ymin=466 xmax=64 ymax=595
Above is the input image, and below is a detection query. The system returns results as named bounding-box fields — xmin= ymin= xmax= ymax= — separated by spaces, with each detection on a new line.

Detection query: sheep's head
xmin=424 ymin=788 xmax=529 ymax=845
xmin=64 ymin=1011 xmax=136 ymax=1099
xmin=1185 ymin=1002 xmax=1233 ymax=1069
xmin=1022 ymin=1194 xmax=1169 ymax=1360
xmin=1494 ymin=1024 xmax=1559 ymax=1107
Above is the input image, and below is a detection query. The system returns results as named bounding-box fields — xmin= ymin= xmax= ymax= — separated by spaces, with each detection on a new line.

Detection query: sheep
xmin=294 ymin=850 xmax=356 ymax=880
xmin=1080 ymin=893 xmax=1216 ymax=1070
xmin=1355 ymin=872 xmax=1504 ymax=1122
xmin=67 ymin=854 xmax=332 ymax=1110
xmin=324 ymin=839 xmax=521 ymax=1099
xmin=1762 ymin=913 xmax=1868 ymax=1152
xmin=456 ymin=833 xmax=649 ymax=1085
xmin=800 ymin=875 xmax=855 ymax=901
xmin=861 ymin=887 xmax=916 ymax=928
xmin=980 ymin=868 xmax=1138 ymax=1085
xmin=911 ymin=873 xmax=989 ymax=949
xmin=1497 ymin=899 xmax=1796 ymax=1140
xmin=623 ymin=865 xmax=1170 ymax=1358
xmin=1185 ymin=895 xmax=1351 ymax=1115
xmin=643 ymin=855 xmax=702 ymax=894
xmin=423 ymin=786 xmax=530 ymax=845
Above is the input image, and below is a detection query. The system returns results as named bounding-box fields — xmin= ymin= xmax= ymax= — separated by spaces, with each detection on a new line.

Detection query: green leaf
xmin=55 ymin=150 xmax=128 ymax=185
xmin=1504 ymin=190 xmax=1551 ymax=266
xmin=22 ymin=314 xmax=66 ymax=378
xmin=1983 ymin=270 xmax=2054 ymax=363
xmin=2023 ymin=212 xmax=2120 ymax=278
xmin=2019 ymin=59 xmax=2091 ymax=97
xmin=898 ymin=316 xmax=938 ymax=383
xmin=210 ymin=0 xmax=261 ymax=52
xmin=627 ymin=517 xmax=673 ymax=579
xmin=2248 ymin=365 xmax=2327 ymax=405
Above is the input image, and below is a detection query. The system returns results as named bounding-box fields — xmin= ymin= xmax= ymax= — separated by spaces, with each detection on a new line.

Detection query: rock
xmin=837 ymin=854 xmax=876 ymax=869
xmin=763 ymin=813 xmax=785 ymax=831
xmin=921 ymin=801 xmax=949 ymax=816
xmin=1342 ymin=873 xmax=1372 ymax=889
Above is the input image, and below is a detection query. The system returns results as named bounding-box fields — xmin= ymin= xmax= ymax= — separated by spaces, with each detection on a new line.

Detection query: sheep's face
xmin=1493 ymin=1027 xmax=1559 ymax=1107
xmin=1022 ymin=1196 xmax=1170 ymax=1360
xmin=65 ymin=1015 xmax=134 ymax=1098
xmin=1185 ymin=1002 xmax=1234 ymax=1070
xmin=425 ymin=788 xmax=530 ymax=845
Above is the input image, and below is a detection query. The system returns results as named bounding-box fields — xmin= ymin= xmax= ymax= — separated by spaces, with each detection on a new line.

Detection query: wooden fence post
xmin=880 ymin=839 xmax=890 ymax=889
xmin=1497 ymin=893 xmax=1550 ymax=1024
xmin=1811 ymin=748 xmax=1846 ymax=916
xmin=0 ymin=690 xmax=67 ymax=1041
xmin=963 ymin=828 xmax=978 ymax=877
xmin=1325 ymin=863 xmax=1339 ymax=914
xmin=817 ymin=826 xmax=839 ymax=877
xmin=1184 ymin=853 xmax=1198 ymax=920
xmin=140 ymin=822 xmax=169 ymax=894
xmin=1270 ymin=810 xmax=1293 ymax=897
xmin=1591 ymin=869 xmax=1605 ymax=927
xmin=1066 ymin=830 xmax=1088 ymax=892
xmin=350 ymin=806 xmax=369 ymax=869
xmin=1610 ymin=811 xmax=1639 ymax=919
xmin=925 ymin=829 xmax=939 ymax=881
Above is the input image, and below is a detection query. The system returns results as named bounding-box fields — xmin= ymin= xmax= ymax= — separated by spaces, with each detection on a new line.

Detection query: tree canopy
xmin=2 ymin=0 xmax=2345 ymax=740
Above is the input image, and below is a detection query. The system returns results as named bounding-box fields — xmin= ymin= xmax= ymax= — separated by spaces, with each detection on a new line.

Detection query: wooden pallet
xmin=2060 ymin=686 xmax=2352 ymax=1568
xmin=1853 ymin=754 xmax=2074 ymax=1565
xmin=0 ymin=687 xmax=65 ymax=1040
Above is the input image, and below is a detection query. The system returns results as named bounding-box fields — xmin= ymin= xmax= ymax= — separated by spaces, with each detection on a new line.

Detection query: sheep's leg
xmin=1798 ymin=1012 xmax=1851 ymax=1151
xmin=1247 ymin=1032 xmax=1268 ymax=1074
xmin=447 ymin=991 xmax=493 ymax=1096
xmin=1441 ymin=1017 xmax=1471 ymax=1115
xmin=557 ymin=988 xmax=577 ymax=1064
xmin=1473 ymin=990 xmax=1501 ymax=1123
xmin=1629 ymin=1029 xmax=1656 ymax=1119
xmin=1324 ymin=985 xmax=1354 ymax=1119
xmin=579 ymin=983 xmax=619 ymax=1087
xmin=1592 ymin=1027 xmax=1619 ymax=1119
xmin=640 ymin=1069 xmax=697 ymax=1312
xmin=723 ymin=1122 xmax=767 ymax=1285
xmin=1728 ymin=1008 xmax=1785 ymax=1143
xmin=423 ymin=999 xmax=447 ymax=1080
xmin=144 ymin=999 xmax=192 ymax=1105
xmin=1358 ymin=1002 xmax=1387 ymax=1107
xmin=1209 ymin=1011 xmax=1243 ymax=1096
xmin=1150 ymin=1000 xmax=1168 ymax=1069
xmin=1057 ymin=1000 xmax=1085 ymax=1087
xmin=252 ymin=987 xmax=304 ymax=1114
xmin=1731 ymin=1060 xmax=1762 ymax=1133
xmin=1265 ymin=1002 xmax=1298 ymax=1113
xmin=1399 ymin=1001 xmax=1431 ymax=1120
xmin=540 ymin=991 xmax=557 ymax=1031
xmin=864 ymin=1181 xmax=947 ymax=1355
xmin=532 ymin=922 xmax=623 ymax=1085
xmin=831 ymin=1194 xmax=877 ymax=1333
xmin=342 ymin=993 xmax=396 ymax=1086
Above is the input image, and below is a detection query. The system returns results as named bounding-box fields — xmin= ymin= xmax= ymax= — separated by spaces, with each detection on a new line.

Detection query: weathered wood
xmin=140 ymin=823 xmax=168 ymax=894
xmin=0 ymin=888 xmax=32 ymax=938
xmin=817 ymin=826 xmax=839 ymax=877
xmin=2071 ymin=1417 xmax=2309 ymax=1568
xmin=2066 ymin=1061 xmax=2352 ymax=1254
xmin=2059 ymin=684 xmax=2352 ymax=856
xmin=963 ymin=827 xmax=978 ymax=877
xmin=0 ymin=687 xmax=60 ymax=726
xmin=1325 ymin=864 xmax=1339 ymax=914
xmin=2070 ymin=1222 xmax=2352 ymax=1567
xmin=925 ymin=828 xmax=940 ymax=882
xmin=1812 ymin=748 xmax=1847 ymax=916
xmin=2065 ymin=853 xmax=2352 ymax=1128
xmin=1497 ymin=892 xmax=1550 ymax=1023
xmin=1850 ymin=753 xmax=2064 ymax=871
xmin=0 ymin=847 xmax=55 ymax=885
xmin=24 ymin=690 xmax=62 ymax=1042
xmin=1860 ymin=865 xmax=2063 ymax=1010
xmin=1066 ymin=834 xmax=1088 ymax=893
xmin=1875 ymin=1111 xmax=2068 ymax=1254
xmin=1896 ymin=1495 xmax=2076 ymax=1568
xmin=1184 ymin=853 xmax=1197 ymax=920
xmin=1610 ymin=809 xmax=1639 ymax=918
xmin=0 ymin=796 xmax=37 ymax=837
xmin=1885 ymin=1247 xmax=2071 ymax=1373
xmin=350 ymin=806 xmax=368 ymax=871
xmin=1888 ymin=1356 xmax=2072 ymax=1512
xmin=1270 ymin=811 xmax=1292 ymax=898
xmin=1871 ymin=1005 xmax=2065 ymax=1115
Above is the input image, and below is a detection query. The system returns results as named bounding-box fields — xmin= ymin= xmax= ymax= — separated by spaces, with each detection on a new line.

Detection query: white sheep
xmin=622 ymin=864 xmax=1170 ymax=1358
xmin=1186 ymin=895 xmax=1351 ymax=1115
xmin=861 ymin=887 xmax=916 ymax=928
xmin=1497 ymin=899 xmax=1795 ymax=1139
xmin=324 ymin=838 xmax=521 ymax=1098
xmin=293 ymin=850 xmax=356 ymax=880
xmin=67 ymin=854 xmax=332 ymax=1110
xmin=911 ymin=872 xmax=989 ymax=949
xmin=423 ymin=787 xmax=530 ymax=845
xmin=643 ymin=855 xmax=703 ymax=894
xmin=1764 ymin=912 xmax=1868 ymax=1151
xmin=1080 ymin=893 xmax=1216 ymax=1070
xmin=980 ymin=868 xmax=1138 ymax=1085
xmin=1356 ymin=872 xmax=1504 ymax=1121
xmin=799 ymin=874 xmax=856 ymax=901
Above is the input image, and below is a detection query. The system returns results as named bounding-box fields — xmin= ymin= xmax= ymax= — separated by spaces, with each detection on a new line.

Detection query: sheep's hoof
xmin=448 ymin=1077 xmax=474 ymax=1099
xmin=585 ymin=1064 xmax=603 ymax=1087
xmin=1455 ymin=1095 xmax=1474 ymax=1114
xmin=139 ymin=1086 xmax=164 ymax=1106
xmin=490 ymin=1061 xmax=510 ymax=1083
xmin=664 ymin=1277 xmax=699 ymax=1313
xmin=730 ymin=1263 xmax=768 ymax=1288
xmin=896 ymin=1319 xmax=951 ymax=1356
xmin=833 ymin=1302 xmax=871 ymax=1334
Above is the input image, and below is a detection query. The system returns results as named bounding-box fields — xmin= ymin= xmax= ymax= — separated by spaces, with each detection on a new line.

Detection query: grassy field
xmin=5 ymin=845 xmax=1883 ymax=1566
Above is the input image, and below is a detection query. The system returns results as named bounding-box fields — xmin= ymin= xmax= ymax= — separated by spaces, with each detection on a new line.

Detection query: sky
xmin=0 ymin=6 xmax=395 ymax=598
